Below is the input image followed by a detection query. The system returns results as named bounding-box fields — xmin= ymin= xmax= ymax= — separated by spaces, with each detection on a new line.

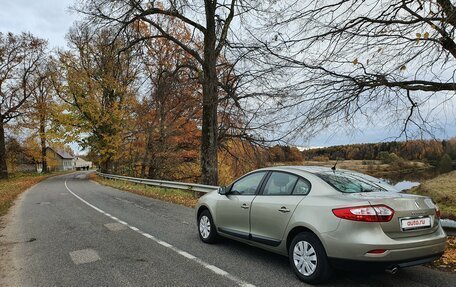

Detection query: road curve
xmin=1 ymin=172 xmax=455 ymax=286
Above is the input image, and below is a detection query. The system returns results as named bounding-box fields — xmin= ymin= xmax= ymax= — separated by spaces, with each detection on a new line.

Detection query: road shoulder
xmin=0 ymin=188 xmax=28 ymax=287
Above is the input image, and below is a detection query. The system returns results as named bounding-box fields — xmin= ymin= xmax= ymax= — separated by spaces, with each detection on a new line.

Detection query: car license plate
xmin=401 ymin=217 xmax=431 ymax=231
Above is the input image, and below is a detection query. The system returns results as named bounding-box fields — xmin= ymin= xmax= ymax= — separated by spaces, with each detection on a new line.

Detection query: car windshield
xmin=316 ymin=172 xmax=386 ymax=193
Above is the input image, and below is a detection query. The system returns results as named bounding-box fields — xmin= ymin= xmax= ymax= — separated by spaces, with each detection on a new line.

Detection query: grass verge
xmin=410 ymin=170 xmax=456 ymax=220
xmin=0 ymin=171 xmax=71 ymax=217
xmin=90 ymin=174 xmax=199 ymax=208
xmin=408 ymin=170 xmax=456 ymax=272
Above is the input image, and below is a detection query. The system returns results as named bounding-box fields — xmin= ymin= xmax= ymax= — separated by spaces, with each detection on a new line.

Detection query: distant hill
xmin=300 ymin=139 xmax=456 ymax=163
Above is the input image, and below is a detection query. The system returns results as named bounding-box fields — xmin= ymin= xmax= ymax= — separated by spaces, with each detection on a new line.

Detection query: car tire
xmin=289 ymin=232 xmax=332 ymax=284
xmin=198 ymin=210 xmax=218 ymax=243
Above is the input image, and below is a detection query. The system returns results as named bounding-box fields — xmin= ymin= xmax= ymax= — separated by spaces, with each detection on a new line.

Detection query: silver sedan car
xmin=195 ymin=166 xmax=446 ymax=284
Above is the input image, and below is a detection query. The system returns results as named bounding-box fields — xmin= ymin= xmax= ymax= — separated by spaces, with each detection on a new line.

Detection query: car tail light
xmin=332 ymin=205 xmax=394 ymax=222
xmin=435 ymin=205 xmax=441 ymax=219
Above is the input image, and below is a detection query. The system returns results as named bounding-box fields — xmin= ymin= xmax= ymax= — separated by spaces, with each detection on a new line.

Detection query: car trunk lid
xmin=348 ymin=192 xmax=439 ymax=238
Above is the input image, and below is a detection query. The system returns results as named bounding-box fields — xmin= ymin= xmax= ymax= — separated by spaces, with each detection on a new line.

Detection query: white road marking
xmin=129 ymin=226 xmax=139 ymax=232
xmin=177 ymin=250 xmax=196 ymax=260
xmin=64 ymin=180 xmax=255 ymax=287
xmin=157 ymin=241 xmax=172 ymax=248
xmin=142 ymin=233 xmax=156 ymax=240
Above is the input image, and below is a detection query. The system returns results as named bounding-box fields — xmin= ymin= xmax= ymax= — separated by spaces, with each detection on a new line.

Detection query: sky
xmin=301 ymin=121 xmax=456 ymax=148
xmin=1 ymin=0 xmax=455 ymax=150
xmin=0 ymin=0 xmax=78 ymax=49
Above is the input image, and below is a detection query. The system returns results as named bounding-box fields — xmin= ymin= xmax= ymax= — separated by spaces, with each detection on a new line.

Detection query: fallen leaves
xmin=0 ymin=172 xmax=66 ymax=216
xmin=426 ymin=236 xmax=456 ymax=273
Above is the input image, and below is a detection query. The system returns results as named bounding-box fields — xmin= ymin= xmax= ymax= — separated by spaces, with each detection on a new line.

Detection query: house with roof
xmin=73 ymin=156 xmax=93 ymax=170
xmin=46 ymin=147 xmax=75 ymax=171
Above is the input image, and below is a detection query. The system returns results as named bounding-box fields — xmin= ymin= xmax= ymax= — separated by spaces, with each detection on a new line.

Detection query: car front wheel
xmin=198 ymin=210 xmax=218 ymax=243
xmin=289 ymin=232 xmax=332 ymax=284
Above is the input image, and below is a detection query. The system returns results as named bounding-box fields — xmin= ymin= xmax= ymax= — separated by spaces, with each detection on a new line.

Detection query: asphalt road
xmin=1 ymin=172 xmax=455 ymax=286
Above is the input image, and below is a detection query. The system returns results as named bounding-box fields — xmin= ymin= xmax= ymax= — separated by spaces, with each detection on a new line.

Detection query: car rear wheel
xmin=198 ymin=210 xmax=218 ymax=243
xmin=289 ymin=232 xmax=332 ymax=284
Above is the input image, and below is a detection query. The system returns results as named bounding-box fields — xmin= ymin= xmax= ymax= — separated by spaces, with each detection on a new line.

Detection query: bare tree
xmin=74 ymin=0 xmax=266 ymax=185
xmin=249 ymin=0 xmax=456 ymax=141
xmin=0 ymin=32 xmax=46 ymax=178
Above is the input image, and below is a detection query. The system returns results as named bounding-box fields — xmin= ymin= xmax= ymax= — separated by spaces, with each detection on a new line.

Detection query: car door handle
xmin=241 ymin=204 xmax=250 ymax=209
xmin=278 ymin=206 xmax=290 ymax=213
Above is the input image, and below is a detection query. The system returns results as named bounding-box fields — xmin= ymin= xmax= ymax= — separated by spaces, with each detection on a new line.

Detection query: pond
xmin=376 ymin=167 xmax=438 ymax=183
xmin=393 ymin=180 xmax=420 ymax=191
xmin=374 ymin=167 xmax=438 ymax=191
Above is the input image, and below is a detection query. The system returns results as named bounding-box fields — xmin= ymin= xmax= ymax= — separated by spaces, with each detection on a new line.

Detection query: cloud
xmin=0 ymin=0 xmax=79 ymax=48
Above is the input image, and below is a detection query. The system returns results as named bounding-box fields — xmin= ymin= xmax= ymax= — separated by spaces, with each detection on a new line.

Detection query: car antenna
xmin=331 ymin=160 xmax=338 ymax=173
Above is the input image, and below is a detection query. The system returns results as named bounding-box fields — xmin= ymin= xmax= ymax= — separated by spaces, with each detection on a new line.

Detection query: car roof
xmin=259 ymin=165 xmax=389 ymax=184
xmin=259 ymin=165 xmax=335 ymax=174
xmin=258 ymin=165 xmax=382 ymax=179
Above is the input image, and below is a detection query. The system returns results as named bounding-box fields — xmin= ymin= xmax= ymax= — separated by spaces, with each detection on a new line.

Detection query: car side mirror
xmin=218 ymin=186 xmax=228 ymax=195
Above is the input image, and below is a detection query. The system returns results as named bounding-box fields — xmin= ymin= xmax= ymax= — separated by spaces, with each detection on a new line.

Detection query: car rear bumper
xmin=329 ymin=252 xmax=443 ymax=271
xmin=321 ymin=222 xmax=447 ymax=262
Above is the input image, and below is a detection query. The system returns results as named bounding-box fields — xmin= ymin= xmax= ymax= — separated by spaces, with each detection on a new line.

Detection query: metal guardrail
xmin=441 ymin=218 xmax=456 ymax=233
xmin=96 ymin=172 xmax=219 ymax=194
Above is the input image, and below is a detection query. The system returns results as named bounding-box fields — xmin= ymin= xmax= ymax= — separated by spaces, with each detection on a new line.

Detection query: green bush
xmin=379 ymin=152 xmax=404 ymax=165
xmin=438 ymin=154 xmax=453 ymax=173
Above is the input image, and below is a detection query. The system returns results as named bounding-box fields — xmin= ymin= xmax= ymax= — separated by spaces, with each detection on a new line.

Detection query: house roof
xmin=47 ymin=147 xmax=74 ymax=159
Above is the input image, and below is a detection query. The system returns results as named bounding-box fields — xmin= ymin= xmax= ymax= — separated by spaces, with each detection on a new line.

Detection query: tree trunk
xmin=0 ymin=121 xmax=7 ymax=179
xmin=100 ymin=157 xmax=111 ymax=173
xmin=201 ymin=1 xmax=219 ymax=185
xmin=39 ymin=117 xmax=48 ymax=173
xmin=156 ymin=83 xmax=166 ymax=179
xmin=141 ymin=131 xmax=152 ymax=178
xmin=147 ymin=141 xmax=158 ymax=179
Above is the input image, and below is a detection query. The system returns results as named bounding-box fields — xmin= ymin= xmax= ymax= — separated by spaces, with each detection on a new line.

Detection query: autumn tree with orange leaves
xmin=19 ymin=55 xmax=67 ymax=173
xmin=0 ymin=32 xmax=47 ymax=178
xmin=131 ymin=18 xmax=202 ymax=180
xmin=54 ymin=25 xmax=139 ymax=173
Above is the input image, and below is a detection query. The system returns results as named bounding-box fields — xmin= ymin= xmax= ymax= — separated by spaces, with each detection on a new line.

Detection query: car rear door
xmin=249 ymin=172 xmax=311 ymax=246
xmin=215 ymin=171 xmax=267 ymax=239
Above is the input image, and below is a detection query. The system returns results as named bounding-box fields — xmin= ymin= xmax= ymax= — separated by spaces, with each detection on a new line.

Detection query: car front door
xmin=216 ymin=171 xmax=267 ymax=239
xmin=250 ymin=172 xmax=311 ymax=246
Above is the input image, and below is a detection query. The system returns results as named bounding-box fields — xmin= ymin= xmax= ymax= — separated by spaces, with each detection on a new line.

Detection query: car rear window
xmin=316 ymin=172 xmax=386 ymax=193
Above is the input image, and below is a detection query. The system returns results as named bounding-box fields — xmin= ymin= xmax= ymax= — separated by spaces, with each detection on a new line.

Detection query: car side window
xmin=293 ymin=178 xmax=311 ymax=195
xmin=230 ymin=172 xmax=266 ymax=195
xmin=262 ymin=172 xmax=298 ymax=195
